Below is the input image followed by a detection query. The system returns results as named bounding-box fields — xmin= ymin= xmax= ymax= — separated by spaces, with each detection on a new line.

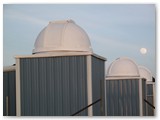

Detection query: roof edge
xmin=3 ymin=66 xmax=16 ymax=72
xmin=15 ymin=51 xmax=93 ymax=59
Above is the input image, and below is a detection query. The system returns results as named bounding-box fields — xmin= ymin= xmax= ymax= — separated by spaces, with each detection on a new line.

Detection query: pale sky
xmin=3 ymin=4 xmax=156 ymax=76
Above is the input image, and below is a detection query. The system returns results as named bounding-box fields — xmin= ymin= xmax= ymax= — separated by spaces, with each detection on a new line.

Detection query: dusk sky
xmin=3 ymin=4 xmax=156 ymax=76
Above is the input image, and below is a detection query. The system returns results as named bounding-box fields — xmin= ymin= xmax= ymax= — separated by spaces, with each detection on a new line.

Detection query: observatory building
xmin=138 ymin=66 xmax=155 ymax=116
xmin=3 ymin=19 xmax=155 ymax=116
xmin=3 ymin=20 xmax=106 ymax=116
xmin=3 ymin=66 xmax=16 ymax=116
xmin=105 ymin=57 xmax=146 ymax=116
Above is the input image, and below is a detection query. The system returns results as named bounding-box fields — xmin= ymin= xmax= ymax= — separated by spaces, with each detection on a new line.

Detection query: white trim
xmin=14 ymin=52 xmax=107 ymax=61
xmin=146 ymin=81 xmax=154 ymax=85
xmin=139 ymin=78 xmax=143 ymax=116
xmin=105 ymin=76 xmax=141 ymax=80
xmin=15 ymin=51 xmax=92 ymax=58
xmin=16 ymin=58 xmax=21 ymax=116
xmin=86 ymin=55 xmax=93 ymax=116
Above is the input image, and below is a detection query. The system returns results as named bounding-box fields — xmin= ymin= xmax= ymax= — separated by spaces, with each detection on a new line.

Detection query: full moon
xmin=140 ymin=48 xmax=147 ymax=54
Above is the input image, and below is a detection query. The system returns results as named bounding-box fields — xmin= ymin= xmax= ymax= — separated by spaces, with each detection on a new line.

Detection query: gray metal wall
xmin=20 ymin=56 xmax=88 ymax=116
xmin=105 ymin=79 xmax=140 ymax=116
xmin=142 ymin=79 xmax=146 ymax=116
xmin=146 ymin=84 xmax=154 ymax=116
xmin=3 ymin=71 xmax=16 ymax=116
xmin=91 ymin=56 xmax=105 ymax=116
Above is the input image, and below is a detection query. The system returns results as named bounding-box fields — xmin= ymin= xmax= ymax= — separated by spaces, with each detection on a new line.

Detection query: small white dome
xmin=138 ymin=66 xmax=152 ymax=82
xmin=32 ymin=19 xmax=93 ymax=54
xmin=107 ymin=57 xmax=140 ymax=77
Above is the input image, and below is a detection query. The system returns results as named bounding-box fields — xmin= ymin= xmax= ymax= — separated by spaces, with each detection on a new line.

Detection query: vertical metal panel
xmin=21 ymin=59 xmax=32 ymax=115
xmin=20 ymin=56 xmax=88 ymax=116
xmin=61 ymin=57 xmax=70 ymax=115
xmin=39 ymin=58 xmax=48 ymax=115
xmin=8 ymin=71 xmax=16 ymax=116
xmin=32 ymin=58 xmax=40 ymax=115
xmin=110 ymin=80 xmax=114 ymax=115
xmin=142 ymin=79 xmax=146 ymax=116
xmin=100 ymin=59 xmax=105 ymax=116
xmin=146 ymin=84 xmax=154 ymax=116
xmin=106 ymin=80 xmax=109 ymax=115
xmin=91 ymin=56 xmax=105 ymax=116
xmin=3 ymin=72 xmax=8 ymax=116
xmin=69 ymin=57 xmax=78 ymax=115
xmin=126 ymin=80 xmax=132 ymax=115
xmin=118 ymin=80 xmax=123 ymax=115
xmin=46 ymin=57 xmax=55 ymax=115
xmin=147 ymin=84 xmax=153 ymax=95
xmin=132 ymin=79 xmax=139 ymax=115
xmin=114 ymin=80 xmax=119 ymax=115
xmin=77 ymin=57 xmax=88 ymax=116
xmin=3 ymin=71 xmax=16 ymax=116
xmin=147 ymin=96 xmax=154 ymax=115
xmin=105 ymin=79 xmax=140 ymax=116
xmin=131 ymin=80 xmax=135 ymax=115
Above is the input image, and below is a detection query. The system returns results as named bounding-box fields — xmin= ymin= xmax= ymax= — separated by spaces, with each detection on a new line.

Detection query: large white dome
xmin=138 ymin=66 xmax=152 ymax=82
xmin=107 ymin=57 xmax=140 ymax=77
xmin=33 ymin=20 xmax=93 ymax=54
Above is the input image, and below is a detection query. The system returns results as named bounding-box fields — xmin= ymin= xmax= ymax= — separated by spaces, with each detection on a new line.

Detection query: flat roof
xmin=15 ymin=52 xmax=106 ymax=61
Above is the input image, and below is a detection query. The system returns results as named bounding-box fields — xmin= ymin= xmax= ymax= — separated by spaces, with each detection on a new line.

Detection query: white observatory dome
xmin=138 ymin=66 xmax=152 ymax=82
xmin=107 ymin=57 xmax=140 ymax=77
xmin=32 ymin=19 xmax=93 ymax=54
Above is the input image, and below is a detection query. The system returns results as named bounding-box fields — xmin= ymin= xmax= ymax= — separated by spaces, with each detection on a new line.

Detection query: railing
xmin=71 ymin=98 xmax=155 ymax=116
xmin=71 ymin=99 xmax=101 ymax=116
xmin=144 ymin=99 xmax=155 ymax=109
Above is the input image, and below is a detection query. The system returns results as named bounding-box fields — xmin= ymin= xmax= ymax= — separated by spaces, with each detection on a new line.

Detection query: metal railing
xmin=71 ymin=98 xmax=101 ymax=116
xmin=144 ymin=99 xmax=155 ymax=109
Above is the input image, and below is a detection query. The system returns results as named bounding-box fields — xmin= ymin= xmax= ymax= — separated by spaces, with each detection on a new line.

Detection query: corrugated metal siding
xmin=147 ymin=84 xmax=153 ymax=95
xmin=91 ymin=56 xmax=105 ymax=116
xmin=3 ymin=71 xmax=16 ymax=116
xmin=20 ymin=56 xmax=88 ymax=116
xmin=142 ymin=79 xmax=146 ymax=116
xmin=105 ymin=79 xmax=140 ymax=116
xmin=146 ymin=84 xmax=154 ymax=116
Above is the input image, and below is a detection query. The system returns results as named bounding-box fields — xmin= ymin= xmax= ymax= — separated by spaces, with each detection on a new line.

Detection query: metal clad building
xmin=139 ymin=66 xmax=155 ymax=116
xmin=9 ymin=20 xmax=106 ymax=116
xmin=15 ymin=54 xmax=106 ymax=116
xmin=91 ymin=56 xmax=105 ymax=116
xmin=3 ymin=66 xmax=16 ymax=116
xmin=105 ymin=57 xmax=146 ymax=116
xmin=105 ymin=79 xmax=140 ymax=116
xmin=146 ymin=84 xmax=154 ymax=115
xmin=19 ymin=56 xmax=87 ymax=116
